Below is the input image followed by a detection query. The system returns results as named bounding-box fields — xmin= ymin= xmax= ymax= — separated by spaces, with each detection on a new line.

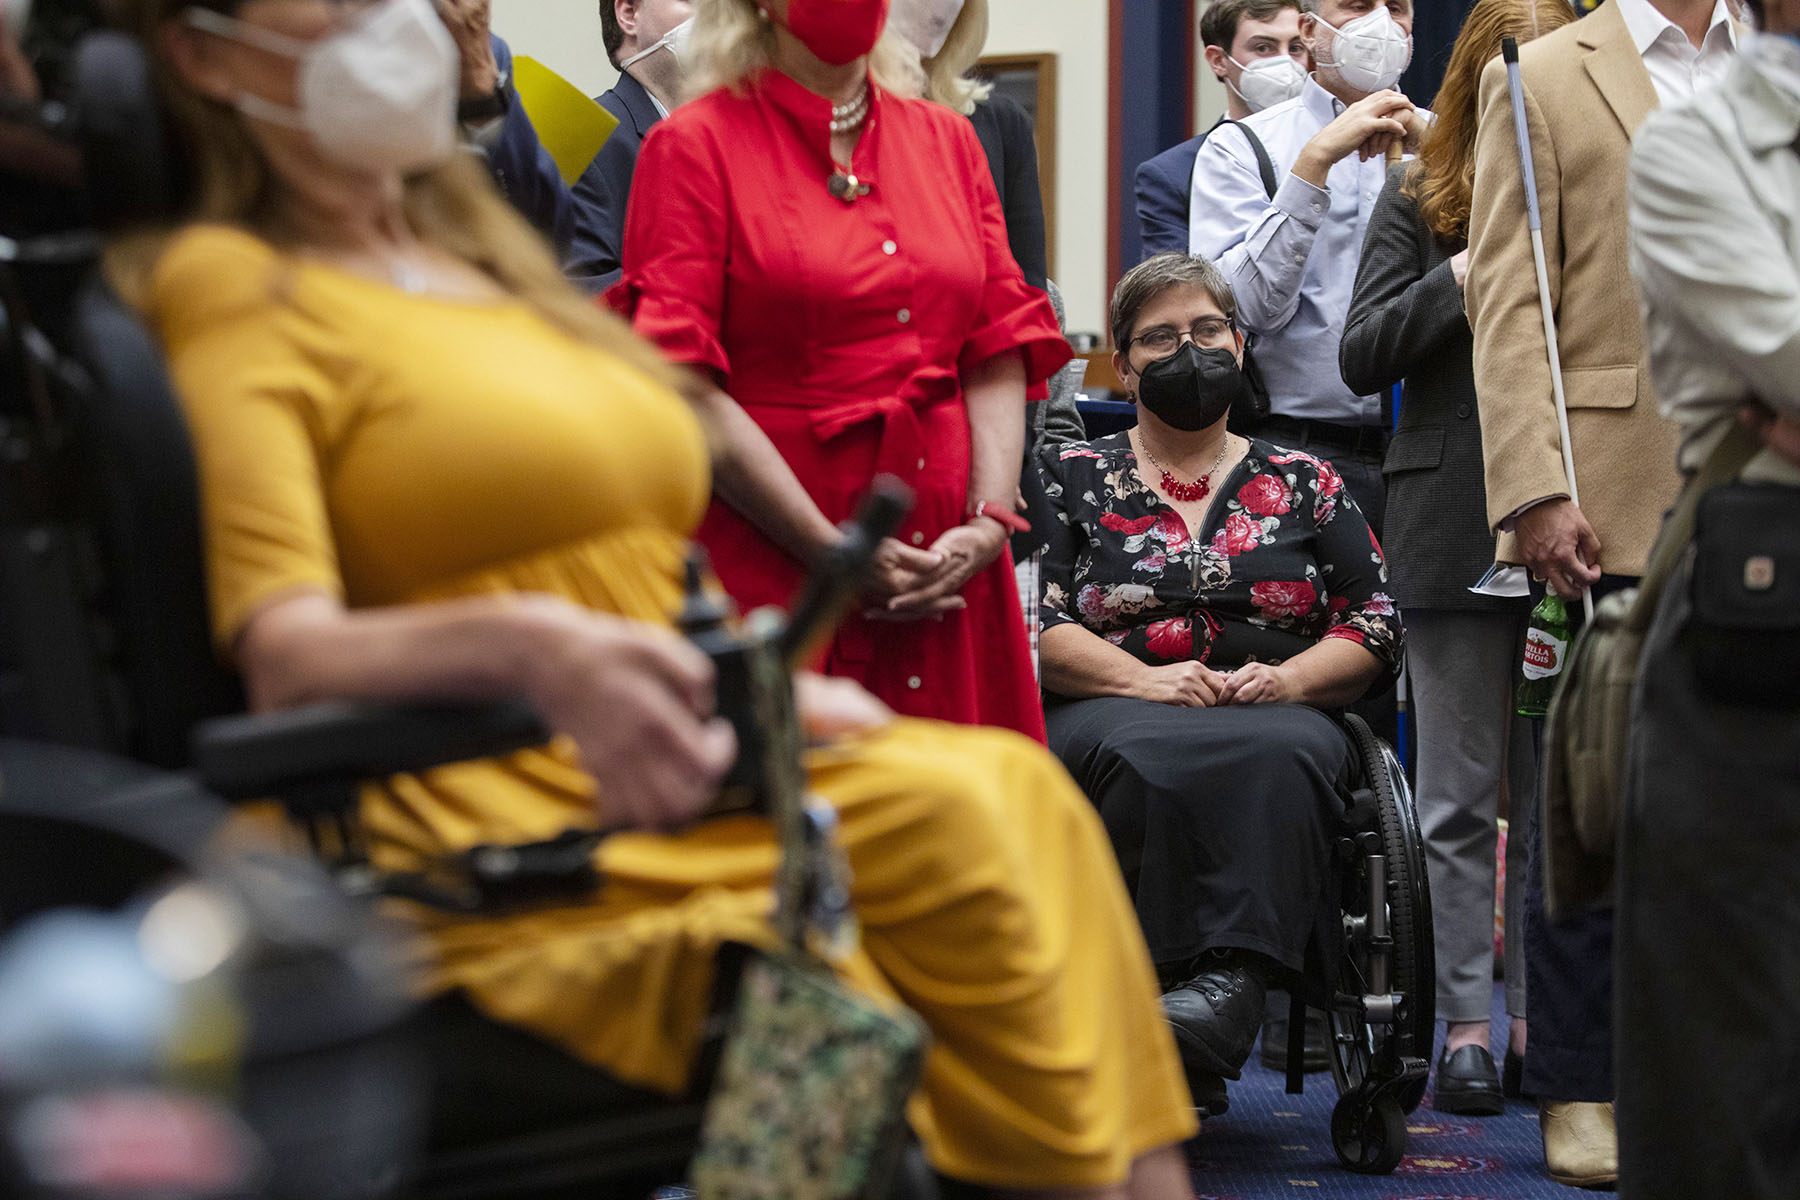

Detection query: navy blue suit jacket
xmin=567 ymin=71 xmax=663 ymax=292
xmin=482 ymin=37 xmax=576 ymax=257
xmin=1133 ymin=133 xmax=1207 ymax=261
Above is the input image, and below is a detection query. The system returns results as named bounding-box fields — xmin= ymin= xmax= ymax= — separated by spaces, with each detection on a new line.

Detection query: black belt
xmin=1254 ymin=414 xmax=1389 ymax=457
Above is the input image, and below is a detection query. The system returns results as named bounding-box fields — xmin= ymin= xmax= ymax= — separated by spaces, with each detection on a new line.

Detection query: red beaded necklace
xmin=1137 ymin=434 xmax=1230 ymax=502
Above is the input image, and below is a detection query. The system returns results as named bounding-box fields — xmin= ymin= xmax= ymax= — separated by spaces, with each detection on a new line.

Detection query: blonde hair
xmin=682 ymin=0 xmax=923 ymax=101
xmin=104 ymin=0 xmax=688 ymax=400
xmin=920 ymin=0 xmax=993 ymax=116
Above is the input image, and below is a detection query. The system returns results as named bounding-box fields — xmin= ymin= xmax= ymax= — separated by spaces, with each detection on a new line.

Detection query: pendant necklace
xmin=1138 ymin=433 xmax=1231 ymax=502
xmin=826 ymin=80 xmax=872 ymax=203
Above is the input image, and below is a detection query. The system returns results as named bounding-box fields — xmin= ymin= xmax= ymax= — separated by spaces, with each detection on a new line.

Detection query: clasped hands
xmin=863 ymin=514 xmax=1010 ymax=621
xmin=1139 ymin=660 xmax=1296 ymax=708
xmin=1295 ymin=90 xmax=1429 ymax=185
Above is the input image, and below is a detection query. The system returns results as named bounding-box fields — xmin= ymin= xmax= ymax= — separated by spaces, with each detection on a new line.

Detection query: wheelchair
xmin=0 ymin=31 xmax=949 ymax=1200
xmin=1322 ymin=710 xmax=1435 ymax=1173
xmin=1030 ymin=469 xmax=1435 ymax=1172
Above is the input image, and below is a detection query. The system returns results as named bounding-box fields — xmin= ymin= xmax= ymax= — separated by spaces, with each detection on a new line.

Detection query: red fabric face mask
xmin=771 ymin=0 xmax=892 ymax=65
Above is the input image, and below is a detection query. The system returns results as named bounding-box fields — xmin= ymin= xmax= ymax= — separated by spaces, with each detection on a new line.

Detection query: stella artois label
xmin=1520 ymin=630 xmax=1568 ymax=680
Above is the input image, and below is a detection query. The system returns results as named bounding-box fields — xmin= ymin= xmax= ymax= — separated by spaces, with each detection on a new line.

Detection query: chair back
xmin=0 ymin=31 xmax=239 ymax=768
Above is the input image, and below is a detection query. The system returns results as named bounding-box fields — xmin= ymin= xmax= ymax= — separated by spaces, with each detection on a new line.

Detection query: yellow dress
xmin=149 ymin=225 xmax=1196 ymax=1188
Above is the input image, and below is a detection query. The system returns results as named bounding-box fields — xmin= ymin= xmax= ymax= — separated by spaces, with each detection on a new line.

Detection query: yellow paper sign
xmin=511 ymin=55 xmax=620 ymax=185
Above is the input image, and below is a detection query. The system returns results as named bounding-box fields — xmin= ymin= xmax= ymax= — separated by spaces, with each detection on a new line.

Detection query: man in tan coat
xmin=1465 ymin=0 xmax=1736 ymax=1186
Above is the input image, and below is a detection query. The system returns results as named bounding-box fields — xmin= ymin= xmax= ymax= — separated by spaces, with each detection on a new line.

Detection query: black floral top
xmin=1034 ymin=433 xmax=1402 ymax=684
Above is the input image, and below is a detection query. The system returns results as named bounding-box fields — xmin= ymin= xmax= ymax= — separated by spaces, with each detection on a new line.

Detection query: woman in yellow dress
xmin=114 ymin=0 xmax=1199 ymax=1194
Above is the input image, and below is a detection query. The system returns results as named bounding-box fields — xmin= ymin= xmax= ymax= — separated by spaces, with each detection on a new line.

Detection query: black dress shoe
xmin=1187 ymin=1069 xmax=1230 ymax=1118
xmin=1162 ymin=958 xmax=1267 ymax=1082
xmin=1503 ymin=1047 xmax=1535 ymax=1100
xmin=1433 ymin=1044 xmax=1506 ymax=1116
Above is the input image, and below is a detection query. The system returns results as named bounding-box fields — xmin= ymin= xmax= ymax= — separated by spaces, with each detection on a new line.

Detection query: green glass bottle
xmin=1516 ymin=592 xmax=1572 ymax=718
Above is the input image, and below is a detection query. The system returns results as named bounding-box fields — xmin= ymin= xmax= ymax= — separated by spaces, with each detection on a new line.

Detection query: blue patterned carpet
xmin=1185 ymin=983 xmax=1589 ymax=1199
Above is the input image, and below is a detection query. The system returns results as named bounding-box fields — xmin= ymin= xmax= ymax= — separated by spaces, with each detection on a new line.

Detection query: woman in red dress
xmin=615 ymin=0 xmax=1068 ymax=739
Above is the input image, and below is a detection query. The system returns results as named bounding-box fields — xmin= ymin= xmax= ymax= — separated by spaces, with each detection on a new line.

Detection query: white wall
xmin=982 ymin=1 xmax=1108 ymax=334
xmin=490 ymin=0 xmax=1115 ymax=332
xmin=492 ymin=0 xmax=620 ymax=97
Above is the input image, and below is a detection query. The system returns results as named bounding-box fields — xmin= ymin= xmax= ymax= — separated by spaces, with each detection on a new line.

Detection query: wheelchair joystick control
xmin=676 ymin=548 xmax=734 ymax=639
xmin=676 ymin=547 xmax=768 ymax=816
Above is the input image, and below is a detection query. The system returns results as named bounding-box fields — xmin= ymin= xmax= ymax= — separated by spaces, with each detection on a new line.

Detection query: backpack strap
xmin=1217 ymin=118 xmax=1279 ymax=199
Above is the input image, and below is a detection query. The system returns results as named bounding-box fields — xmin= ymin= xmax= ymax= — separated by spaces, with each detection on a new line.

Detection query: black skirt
xmin=1046 ymin=698 xmax=1352 ymax=990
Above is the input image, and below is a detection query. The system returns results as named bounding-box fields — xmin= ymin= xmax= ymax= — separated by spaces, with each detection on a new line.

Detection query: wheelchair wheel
xmin=1327 ymin=713 xmax=1436 ymax=1173
xmin=1330 ymin=1088 xmax=1406 ymax=1175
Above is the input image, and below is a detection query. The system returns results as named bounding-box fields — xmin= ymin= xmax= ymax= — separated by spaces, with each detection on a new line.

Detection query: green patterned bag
xmin=690 ymin=774 xmax=928 ymax=1198
xmin=688 ymin=946 xmax=927 ymax=1199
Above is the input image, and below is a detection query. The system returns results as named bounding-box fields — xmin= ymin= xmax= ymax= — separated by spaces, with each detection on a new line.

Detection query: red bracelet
xmin=969 ymin=500 xmax=1031 ymax=535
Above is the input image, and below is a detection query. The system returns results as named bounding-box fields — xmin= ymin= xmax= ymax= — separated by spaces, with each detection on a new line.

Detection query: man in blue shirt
xmin=1188 ymin=0 xmax=1423 ymax=534
xmin=567 ymin=0 xmax=692 ymax=291
xmin=1135 ymin=0 xmax=1309 ymax=259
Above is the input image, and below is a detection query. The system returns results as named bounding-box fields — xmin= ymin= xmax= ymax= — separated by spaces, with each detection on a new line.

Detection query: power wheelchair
xmin=0 ymin=31 xmax=1433 ymax=1192
xmin=0 ymin=31 xmax=950 ymax=1200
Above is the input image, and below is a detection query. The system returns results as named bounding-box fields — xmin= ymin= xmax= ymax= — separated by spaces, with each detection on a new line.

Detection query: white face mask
xmin=1226 ymin=53 xmax=1308 ymax=111
xmin=620 ymin=16 xmax=693 ymax=70
xmin=1312 ymin=8 xmax=1412 ymax=94
xmin=887 ymin=0 xmax=966 ymax=59
xmin=186 ymin=0 xmax=459 ymax=176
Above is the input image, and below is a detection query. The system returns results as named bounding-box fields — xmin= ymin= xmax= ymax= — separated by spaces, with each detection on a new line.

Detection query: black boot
xmin=1161 ymin=952 xmax=1269 ymax=1083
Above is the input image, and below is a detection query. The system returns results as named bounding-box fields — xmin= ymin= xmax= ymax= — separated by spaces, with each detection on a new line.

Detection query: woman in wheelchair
xmin=1033 ymin=255 xmax=1402 ymax=1109
xmin=104 ymin=0 xmax=1201 ymax=1194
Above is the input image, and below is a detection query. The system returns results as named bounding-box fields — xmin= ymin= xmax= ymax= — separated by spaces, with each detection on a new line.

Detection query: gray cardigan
xmin=1340 ymin=163 xmax=1520 ymax=613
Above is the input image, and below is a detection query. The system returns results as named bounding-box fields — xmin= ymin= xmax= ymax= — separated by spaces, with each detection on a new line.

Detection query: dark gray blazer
xmin=1341 ymin=163 xmax=1520 ymax=613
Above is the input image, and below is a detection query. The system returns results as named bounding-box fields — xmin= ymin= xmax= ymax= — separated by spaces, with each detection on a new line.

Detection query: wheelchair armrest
xmin=192 ymin=699 xmax=549 ymax=803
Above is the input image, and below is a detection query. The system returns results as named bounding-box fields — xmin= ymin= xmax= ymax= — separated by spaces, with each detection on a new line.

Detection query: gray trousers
xmin=1406 ymin=608 xmax=1532 ymax=1026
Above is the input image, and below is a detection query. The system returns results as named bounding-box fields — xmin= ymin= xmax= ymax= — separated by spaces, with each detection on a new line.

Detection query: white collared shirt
xmin=1612 ymin=0 xmax=1739 ymax=103
xmin=1186 ymin=77 xmax=1399 ymax=427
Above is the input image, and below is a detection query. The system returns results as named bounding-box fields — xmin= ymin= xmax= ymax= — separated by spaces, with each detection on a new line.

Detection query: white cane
xmin=1500 ymin=37 xmax=1593 ymax=622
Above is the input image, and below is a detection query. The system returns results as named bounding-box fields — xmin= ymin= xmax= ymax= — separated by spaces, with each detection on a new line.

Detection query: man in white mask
xmin=567 ymin=0 xmax=692 ymax=290
xmin=1135 ymin=0 xmax=1310 ymax=258
xmin=1188 ymin=0 xmax=1422 ymax=541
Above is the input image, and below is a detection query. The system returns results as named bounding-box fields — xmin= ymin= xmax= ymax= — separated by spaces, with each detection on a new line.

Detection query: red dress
xmin=615 ymin=70 xmax=1069 ymax=740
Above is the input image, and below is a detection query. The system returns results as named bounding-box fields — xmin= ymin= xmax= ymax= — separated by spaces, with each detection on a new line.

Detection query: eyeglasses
xmin=1124 ymin=316 xmax=1237 ymax=357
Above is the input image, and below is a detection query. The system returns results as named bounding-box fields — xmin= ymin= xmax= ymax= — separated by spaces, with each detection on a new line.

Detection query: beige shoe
xmin=1539 ymin=1100 xmax=1618 ymax=1188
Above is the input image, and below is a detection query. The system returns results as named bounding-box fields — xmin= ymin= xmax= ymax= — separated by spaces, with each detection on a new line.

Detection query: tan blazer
xmin=1466 ymin=0 xmax=1680 ymax=577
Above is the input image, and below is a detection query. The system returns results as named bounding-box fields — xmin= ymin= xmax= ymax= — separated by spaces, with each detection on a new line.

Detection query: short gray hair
xmin=1109 ymin=253 xmax=1238 ymax=350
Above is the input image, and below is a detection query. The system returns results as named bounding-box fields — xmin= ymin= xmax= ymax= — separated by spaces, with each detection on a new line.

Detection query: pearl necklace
xmin=1137 ymin=433 xmax=1231 ymax=503
xmin=828 ymin=81 xmax=870 ymax=134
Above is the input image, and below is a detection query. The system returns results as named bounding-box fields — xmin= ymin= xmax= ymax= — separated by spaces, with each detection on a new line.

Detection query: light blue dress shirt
xmin=1188 ymin=77 xmax=1393 ymax=427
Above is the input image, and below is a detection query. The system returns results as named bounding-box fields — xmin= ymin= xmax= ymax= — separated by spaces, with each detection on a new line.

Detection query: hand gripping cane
xmin=1501 ymin=36 xmax=1593 ymax=621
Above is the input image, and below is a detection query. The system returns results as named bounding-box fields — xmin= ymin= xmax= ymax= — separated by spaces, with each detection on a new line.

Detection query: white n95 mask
xmin=887 ymin=0 xmax=966 ymax=59
xmin=1314 ymin=7 xmax=1412 ymax=94
xmin=620 ymin=17 xmax=693 ymax=70
xmin=1227 ymin=54 xmax=1307 ymax=111
xmin=186 ymin=0 xmax=459 ymax=176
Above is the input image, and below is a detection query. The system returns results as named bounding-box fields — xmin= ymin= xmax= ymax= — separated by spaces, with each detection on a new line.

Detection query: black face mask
xmin=1133 ymin=342 xmax=1253 ymax=432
